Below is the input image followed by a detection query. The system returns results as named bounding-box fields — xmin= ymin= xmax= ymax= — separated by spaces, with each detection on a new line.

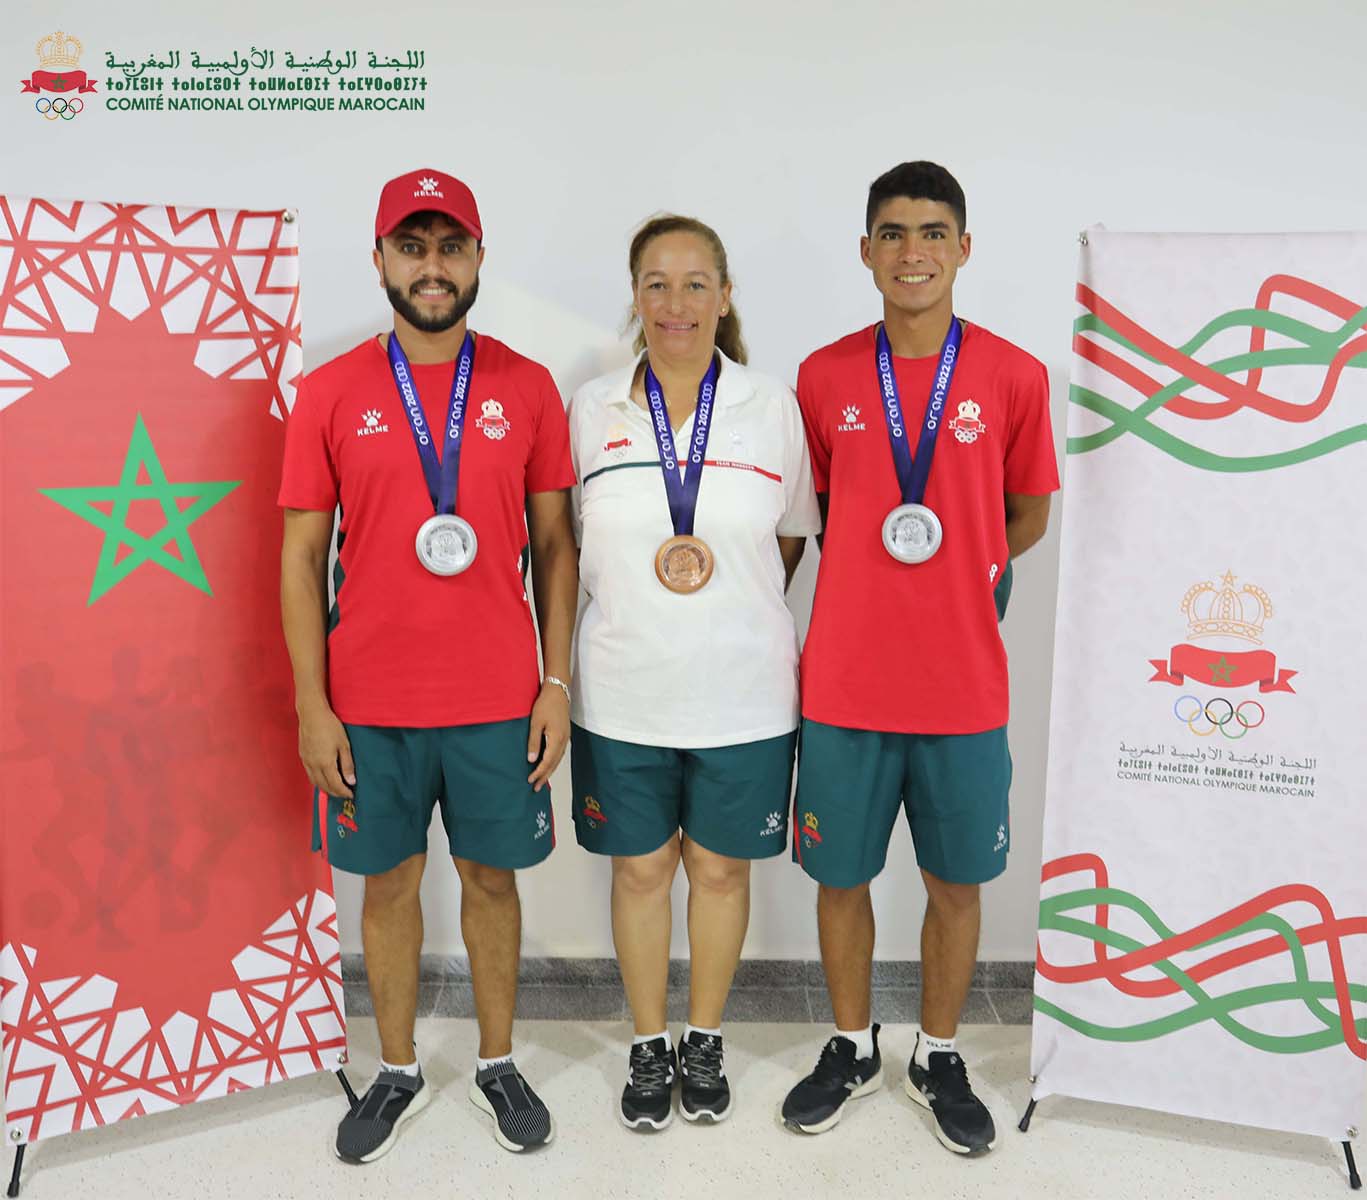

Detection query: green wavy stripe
xmin=1069 ymin=301 xmax=1367 ymax=467
xmin=1034 ymin=995 xmax=1356 ymax=1052
xmin=1038 ymin=886 xmax=1367 ymax=1052
xmin=1043 ymin=886 xmax=1354 ymax=1032
xmin=1067 ymin=386 xmax=1367 ymax=469
xmin=1044 ymin=912 xmax=1366 ymax=1046
xmin=1073 ymin=302 xmax=1367 ymax=363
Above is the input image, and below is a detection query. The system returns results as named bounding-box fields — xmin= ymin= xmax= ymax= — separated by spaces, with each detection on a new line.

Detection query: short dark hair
xmin=865 ymin=162 xmax=966 ymax=236
xmin=375 ymin=209 xmax=480 ymax=252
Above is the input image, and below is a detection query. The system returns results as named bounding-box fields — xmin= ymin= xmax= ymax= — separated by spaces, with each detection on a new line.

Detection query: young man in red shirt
xmin=279 ymin=169 xmax=578 ymax=1162
xmin=781 ymin=162 xmax=1058 ymax=1154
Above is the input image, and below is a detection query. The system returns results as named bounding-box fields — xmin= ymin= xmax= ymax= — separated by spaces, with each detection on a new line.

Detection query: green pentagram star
xmin=41 ymin=414 xmax=241 ymax=605
xmin=1208 ymin=654 xmax=1236 ymax=684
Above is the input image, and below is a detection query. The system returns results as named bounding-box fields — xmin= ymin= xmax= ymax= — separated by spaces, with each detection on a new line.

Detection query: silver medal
xmin=882 ymin=503 xmax=942 ymax=564
xmin=415 ymin=514 xmax=478 ymax=576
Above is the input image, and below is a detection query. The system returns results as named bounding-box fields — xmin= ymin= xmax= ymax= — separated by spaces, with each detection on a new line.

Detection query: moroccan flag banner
xmin=1030 ymin=230 xmax=1367 ymax=1141
xmin=0 ymin=197 xmax=345 ymax=1146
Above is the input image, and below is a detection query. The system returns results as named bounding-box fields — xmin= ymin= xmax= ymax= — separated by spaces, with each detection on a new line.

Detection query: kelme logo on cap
xmin=414 ymin=176 xmax=444 ymax=198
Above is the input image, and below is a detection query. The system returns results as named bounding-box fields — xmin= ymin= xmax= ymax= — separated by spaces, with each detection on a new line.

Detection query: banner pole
xmin=1017 ymin=1098 xmax=1038 ymax=1133
xmin=1344 ymin=1142 xmax=1362 ymax=1190
xmin=6 ymin=1145 xmax=23 ymax=1198
xmin=336 ymin=1068 xmax=358 ymax=1109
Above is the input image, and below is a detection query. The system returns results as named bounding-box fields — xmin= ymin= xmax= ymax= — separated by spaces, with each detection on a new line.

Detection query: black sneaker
xmin=679 ymin=1031 xmax=731 ymax=1123
xmin=468 ymin=1060 xmax=555 ymax=1152
xmin=781 ymin=1025 xmax=882 ymax=1134
xmin=335 ymin=1067 xmax=430 ymax=1163
xmin=905 ymin=1039 xmax=997 ymax=1154
xmin=620 ymin=1037 xmax=677 ymax=1130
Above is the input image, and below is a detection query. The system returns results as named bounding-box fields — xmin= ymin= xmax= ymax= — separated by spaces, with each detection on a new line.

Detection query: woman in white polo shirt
xmin=568 ymin=214 xmax=819 ymax=1131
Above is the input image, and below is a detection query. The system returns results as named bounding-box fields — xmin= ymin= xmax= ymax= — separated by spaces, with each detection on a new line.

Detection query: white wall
xmin=9 ymin=0 xmax=1365 ymax=960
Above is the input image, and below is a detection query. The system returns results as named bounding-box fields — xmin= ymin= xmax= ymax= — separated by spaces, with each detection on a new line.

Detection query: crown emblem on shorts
xmin=1181 ymin=570 xmax=1271 ymax=645
xmin=36 ymin=31 xmax=83 ymax=69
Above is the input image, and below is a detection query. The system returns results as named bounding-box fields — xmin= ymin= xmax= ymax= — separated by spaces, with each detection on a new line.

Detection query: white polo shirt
xmin=569 ymin=352 xmax=821 ymax=749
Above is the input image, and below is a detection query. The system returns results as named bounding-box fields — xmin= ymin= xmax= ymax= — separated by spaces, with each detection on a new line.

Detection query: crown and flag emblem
xmin=1148 ymin=570 xmax=1296 ymax=693
xmin=22 ymin=31 xmax=98 ymax=98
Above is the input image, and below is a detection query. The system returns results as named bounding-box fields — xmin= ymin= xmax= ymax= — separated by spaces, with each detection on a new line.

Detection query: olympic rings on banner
xmin=1173 ymin=693 xmax=1266 ymax=738
xmin=35 ymin=97 xmax=82 ymax=121
xmin=1173 ymin=695 xmax=1203 ymax=722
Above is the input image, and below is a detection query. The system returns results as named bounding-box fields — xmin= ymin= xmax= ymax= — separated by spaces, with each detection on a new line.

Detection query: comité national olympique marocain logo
xmin=1148 ymin=569 xmax=1297 ymax=738
xmin=22 ymin=31 xmax=97 ymax=121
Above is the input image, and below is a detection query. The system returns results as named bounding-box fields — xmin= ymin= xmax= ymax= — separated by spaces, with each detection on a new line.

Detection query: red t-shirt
xmin=797 ymin=322 xmax=1059 ymax=734
xmin=278 ymin=334 xmax=575 ymax=727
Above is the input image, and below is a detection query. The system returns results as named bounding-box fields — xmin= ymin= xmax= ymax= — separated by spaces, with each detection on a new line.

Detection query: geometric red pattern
xmin=0 ymin=196 xmax=302 ymax=419
xmin=2 ymin=890 xmax=344 ymax=1145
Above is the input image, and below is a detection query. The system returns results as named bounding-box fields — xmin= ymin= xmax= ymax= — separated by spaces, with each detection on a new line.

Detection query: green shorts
xmin=570 ymin=724 xmax=797 ymax=859
xmin=792 ymin=719 xmax=1012 ymax=887
xmin=312 ymin=719 xmax=554 ymax=876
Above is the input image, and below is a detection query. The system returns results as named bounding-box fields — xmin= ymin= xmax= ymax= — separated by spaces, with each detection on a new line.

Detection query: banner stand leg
xmin=1017 ymin=1098 xmax=1038 ymax=1133
xmin=336 ymin=1068 xmax=359 ymax=1110
xmin=2 ymin=1069 xmax=358 ymax=1198
xmin=7 ymin=1145 xmax=23 ymax=1198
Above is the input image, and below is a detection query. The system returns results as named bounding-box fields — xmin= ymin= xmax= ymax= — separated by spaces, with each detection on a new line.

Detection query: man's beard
xmin=385 ymin=274 xmax=479 ymax=333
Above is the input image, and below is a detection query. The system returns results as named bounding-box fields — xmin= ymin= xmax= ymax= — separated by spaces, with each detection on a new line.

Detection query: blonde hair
xmin=627 ymin=214 xmax=747 ymax=365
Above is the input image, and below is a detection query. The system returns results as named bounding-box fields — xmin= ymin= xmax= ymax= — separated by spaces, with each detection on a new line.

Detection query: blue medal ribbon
xmin=643 ymin=355 xmax=720 ymax=537
xmin=875 ymin=317 xmax=962 ymax=506
xmin=386 ymin=331 xmax=476 ymax=515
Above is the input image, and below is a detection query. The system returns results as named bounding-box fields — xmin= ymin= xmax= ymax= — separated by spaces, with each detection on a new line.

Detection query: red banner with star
xmin=20 ymin=69 xmax=98 ymax=93
xmin=0 ymin=196 xmax=344 ymax=1148
xmin=1148 ymin=643 xmax=1298 ymax=693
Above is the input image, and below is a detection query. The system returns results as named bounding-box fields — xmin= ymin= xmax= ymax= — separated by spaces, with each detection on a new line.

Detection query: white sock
xmin=836 ymin=1026 xmax=874 ymax=1060
xmin=380 ymin=1056 xmax=420 ymax=1077
xmin=476 ymin=1052 xmax=514 ymax=1072
xmin=633 ymin=1030 xmax=671 ymax=1050
xmin=684 ymin=1023 xmax=721 ymax=1042
xmin=915 ymin=1031 xmax=955 ymax=1069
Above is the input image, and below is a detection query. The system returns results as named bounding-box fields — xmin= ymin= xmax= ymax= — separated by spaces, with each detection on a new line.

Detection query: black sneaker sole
xmin=783 ymin=1068 xmax=882 ymax=1134
xmin=334 ymin=1080 xmax=432 ymax=1164
xmin=468 ymin=1079 xmax=555 ymax=1152
xmin=903 ymin=1076 xmax=996 ymax=1154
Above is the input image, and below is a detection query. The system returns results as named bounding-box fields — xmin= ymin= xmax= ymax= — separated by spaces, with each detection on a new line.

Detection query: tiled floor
xmin=339 ymin=956 xmax=1037 ymax=1026
xmin=11 ymin=1019 xmax=1361 ymax=1200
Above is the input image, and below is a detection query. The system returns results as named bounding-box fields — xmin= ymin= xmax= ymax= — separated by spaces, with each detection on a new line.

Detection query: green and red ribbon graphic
xmin=1036 ymin=854 xmax=1367 ymax=1057
xmin=1149 ymin=644 xmax=1297 ymax=693
xmin=20 ymin=70 xmax=97 ymax=93
xmin=1070 ymin=274 xmax=1367 ymax=472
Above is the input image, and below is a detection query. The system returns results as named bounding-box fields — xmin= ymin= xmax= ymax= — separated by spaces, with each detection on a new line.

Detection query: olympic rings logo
xmin=1173 ymin=694 xmax=1266 ymax=739
xmin=35 ymin=97 xmax=84 ymax=121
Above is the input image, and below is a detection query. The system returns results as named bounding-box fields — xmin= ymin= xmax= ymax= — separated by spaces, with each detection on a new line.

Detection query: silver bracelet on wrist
xmin=543 ymin=675 xmax=571 ymax=703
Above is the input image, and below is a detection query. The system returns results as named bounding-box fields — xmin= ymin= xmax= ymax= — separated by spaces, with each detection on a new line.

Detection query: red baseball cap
xmin=374 ymin=168 xmax=483 ymax=241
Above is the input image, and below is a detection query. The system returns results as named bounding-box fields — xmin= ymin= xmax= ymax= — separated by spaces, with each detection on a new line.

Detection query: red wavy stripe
xmin=1247 ymin=275 xmax=1364 ymax=390
xmin=1036 ymin=854 xmax=1366 ymax=1057
xmin=1076 ymin=283 xmax=1367 ymax=423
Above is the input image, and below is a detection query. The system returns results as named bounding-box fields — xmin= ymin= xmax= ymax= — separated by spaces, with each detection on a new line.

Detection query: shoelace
xmin=810 ymin=1038 xmax=855 ymax=1088
xmin=628 ymin=1043 xmax=673 ymax=1092
xmin=682 ymin=1037 xmax=724 ymax=1087
xmin=928 ymin=1053 xmax=972 ymax=1102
